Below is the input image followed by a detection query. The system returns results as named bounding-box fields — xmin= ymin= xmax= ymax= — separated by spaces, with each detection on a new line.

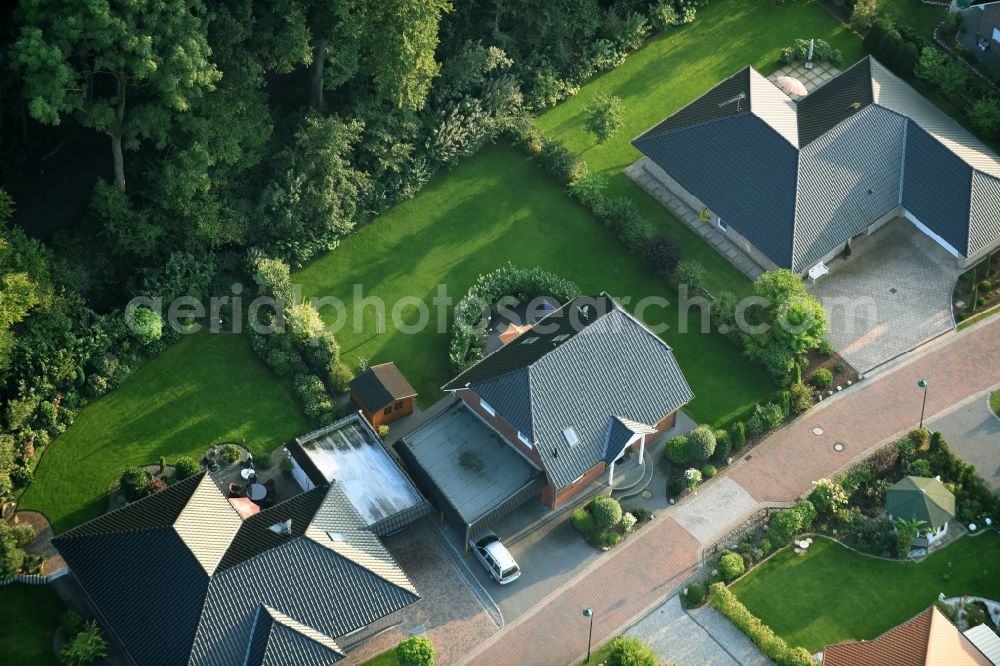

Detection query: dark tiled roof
xmin=902 ymin=123 xmax=973 ymax=254
xmin=216 ymin=486 xmax=328 ymax=572
xmin=638 ymin=68 xmax=751 ymax=139
xmin=444 ymin=294 xmax=694 ymax=488
xmin=634 ymin=112 xmax=800 ymax=267
xmin=56 ymin=472 xmax=204 ymax=538
xmin=350 ymin=362 xmax=417 ymax=410
xmin=632 ymin=56 xmax=1000 ymax=271
xmin=797 ymin=58 xmax=874 ymax=146
xmin=53 ymin=473 xmax=417 ymax=666
xmin=245 ymin=607 xmax=345 ymax=666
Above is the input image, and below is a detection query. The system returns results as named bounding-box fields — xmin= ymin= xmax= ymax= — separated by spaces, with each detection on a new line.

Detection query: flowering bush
xmin=685 ymin=468 xmax=702 ymax=488
xmin=621 ymin=512 xmax=637 ymax=534
xmin=809 ymin=478 xmax=848 ymax=516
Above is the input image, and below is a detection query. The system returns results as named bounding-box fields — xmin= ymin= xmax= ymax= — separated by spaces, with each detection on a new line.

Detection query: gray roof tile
xmin=446 ymin=295 xmax=693 ymax=489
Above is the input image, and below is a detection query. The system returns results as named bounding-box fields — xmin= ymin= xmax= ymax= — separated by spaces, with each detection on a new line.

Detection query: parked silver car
xmin=469 ymin=530 xmax=521 ymax=584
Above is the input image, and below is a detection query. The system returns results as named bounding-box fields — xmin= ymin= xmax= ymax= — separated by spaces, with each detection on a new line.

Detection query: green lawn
xmin=879 ymin=0 xmax=947 ymax=39
xmin=0 ymin=584 xmax=64 ymax=666
xmin=731 ymin=532 xmax=1000 ymax=652
xmin=991 ymin=389 xmax=1000 ymax=416
xmin=20 ymin=332 xmax=311 ymax=534
xmin=295 ymin=144 xmax=773 ymax=425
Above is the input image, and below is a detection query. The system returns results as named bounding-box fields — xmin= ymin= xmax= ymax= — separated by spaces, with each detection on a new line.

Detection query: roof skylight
xmin=562 ymin=427 xmax=579 ymax=447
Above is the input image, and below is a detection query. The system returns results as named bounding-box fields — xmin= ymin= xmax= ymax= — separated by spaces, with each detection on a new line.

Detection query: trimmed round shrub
xmin=590 ymin=495 xmax=623 ymax=530
xmin=219 ymin=444 xmax=240 ymax=464
xmin=605 ymin=531 xmax=622 ymax=546
xmin=760 ymin=538 xmax=773 ymax=553
xmin=713 ymin=429 xmax=732 ymax=463
xmin=664 ymin=435 xmax=689 ymax=464
xmin=396 ymin=635 xmax=435 ymax=666
xmin=606 ymin=636 xmax=657 ymax=666
xmin=119 ymin=467 xmax=150 ymax=502
xmin=686 ymin=426 xmax=717 ymax=460
xmin=719 ymin=551 xmax=746 ymax=582
xmin=685 ymin=582 xmax=705 ymax=607
xmin=811 ymin=368 xmax=833 ymax=389
xmin=128 ymin=305 xmax=163 ymax=346
xmin=668 ymin=479 xmax=686 ymax=498
xmin=173 ymin=456 xmax=201 ymax=480
xmin=572 ymin=508 xmax=596 ymax=534
xmin=701 ymin=464 xmax=718 ymax=479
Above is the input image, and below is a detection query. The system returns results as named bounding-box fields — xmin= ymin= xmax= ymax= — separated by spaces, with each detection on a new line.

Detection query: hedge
xmin=449 ymin=264 xmax=581 ymax=371
xmin=711 ymin=583 xmax=816 ymax=665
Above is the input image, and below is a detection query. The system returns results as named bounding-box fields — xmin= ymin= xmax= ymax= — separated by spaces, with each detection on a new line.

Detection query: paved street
xmin=463 ymin=316 xmax=1000 ymax=665
xmin=625 ymin=595 xmax=768 ymax=665
xmin=928 ymin=390 xmax=1000 ymax=492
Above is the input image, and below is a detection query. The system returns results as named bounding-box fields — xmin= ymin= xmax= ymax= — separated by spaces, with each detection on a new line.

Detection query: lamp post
xmin=582 ymin=608 xmax=594 ymax=663
xmin=917 ymin=379 xmax=928 ymax=429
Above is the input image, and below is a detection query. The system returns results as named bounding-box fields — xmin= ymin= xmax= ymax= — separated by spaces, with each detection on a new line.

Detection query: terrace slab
xmin=671 ymin=477 xmax=758 ymax=544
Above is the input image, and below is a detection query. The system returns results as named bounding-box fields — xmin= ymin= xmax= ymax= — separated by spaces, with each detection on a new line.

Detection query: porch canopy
xmin=394 ymin=401 xmax=544 ymax=544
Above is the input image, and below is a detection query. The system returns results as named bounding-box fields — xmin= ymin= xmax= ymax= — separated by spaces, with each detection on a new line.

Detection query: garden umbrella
xmin=775 ymin=76 xmax=808 ymax=97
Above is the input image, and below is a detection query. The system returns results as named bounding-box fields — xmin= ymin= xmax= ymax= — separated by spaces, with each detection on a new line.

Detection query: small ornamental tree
xmin=605 ymin=636 xmax=657 ymax=666
xmin=60 ymin=620 xmax=108 ymax=666
xmin=665 ymin=435 xmax=689 ymax=464
xmin=789 ymin=383 xmax=814 ymax=414
xmin=811 ymin=369 xmax=833 ymax=389
xmin=730 ymin=421 xmax=746 ymax=451
xmin=591 ymin=495 xmax=623 ymax=530
xmin=684 ymin=467 xmax=702 ymax=489
xmin=768 ymin=499 xmax=817 ymax=544
xmin=145 ymin=477 xmax=167 ymax=496
xmin=719 ymin=551 xmax=746 ymax=582
xmin=396 ymin=635 xmax=435 ymax=666
xmin=685 ymin=582 xmax=705 ymax=606
xmin=119 ymin=466 xmax=150 ymax=502
xmin=686 ymin=426 xmax=717 ymax=460
xmin=219 ymin=444 xmax=241 ymax=464
xmin=585 ymin=93 xmax=625 ymax=145
xmin=643 ymin=234 xmax=683 ymax=276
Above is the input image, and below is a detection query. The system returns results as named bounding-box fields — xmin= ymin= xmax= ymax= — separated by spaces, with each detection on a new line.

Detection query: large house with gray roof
xmin=52 ymin=473 xmax=418 ymax=666
xmin=398 ymin=294 xmax=693 ymax=524
xmin=632 ymin=56 xmax=1000 ymax=276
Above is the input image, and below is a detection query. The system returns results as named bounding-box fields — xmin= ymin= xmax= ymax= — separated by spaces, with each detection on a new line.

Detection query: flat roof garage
xmin=394 ymin=402 xmax=545 ymax=544
xmin=286 ymin=413 xmax=432 ymax=536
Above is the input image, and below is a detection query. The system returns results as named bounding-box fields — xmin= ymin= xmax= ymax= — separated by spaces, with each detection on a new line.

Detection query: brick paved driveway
xmin=464 ymin=316 xmax=1000 ymax=665
xmin=807 ymin=218 xmax=961 ymax=374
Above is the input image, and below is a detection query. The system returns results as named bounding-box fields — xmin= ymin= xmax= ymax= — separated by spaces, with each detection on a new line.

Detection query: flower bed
xmin=571 ymin=495 xmax=648 ymax=549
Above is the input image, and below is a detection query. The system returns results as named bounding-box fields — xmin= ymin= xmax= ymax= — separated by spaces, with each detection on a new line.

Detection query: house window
xmin=394 ymin=401 xmax=404 ymax=411
xmin=383 ymin=406 xmax=393 ymax=416
xmin=717 ymin=218 xmax=727 ymax=232
xmin=562 ymin=426 xmax=579 ymax=446
xmin=480 ymin=400 xmax=496 ymax=417
xmin=517 ymin=431 xmax=533 ymax=449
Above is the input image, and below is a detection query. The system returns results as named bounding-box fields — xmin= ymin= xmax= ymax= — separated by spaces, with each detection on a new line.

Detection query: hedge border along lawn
xmin=20 ymin=332 xmax=312 ymax=534
xmin=730 ymin=531 xmax=1000 ymax=652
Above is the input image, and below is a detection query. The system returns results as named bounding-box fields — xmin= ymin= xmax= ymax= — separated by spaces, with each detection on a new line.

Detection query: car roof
xmin=482 ymin=539 xmax=517 ymax=569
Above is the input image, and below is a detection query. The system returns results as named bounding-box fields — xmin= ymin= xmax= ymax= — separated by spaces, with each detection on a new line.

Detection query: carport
xmin=394 ymin=402 xmax=545 ymax=551
xmin=808 ymin=218 xmax=962 ymax=374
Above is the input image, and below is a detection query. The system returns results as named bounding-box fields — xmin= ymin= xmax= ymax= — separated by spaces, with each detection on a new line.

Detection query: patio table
xmin=247 ymin=483 xmax=267 ymax=501
xmin=240 ymin=468 xmax=255 ymax=481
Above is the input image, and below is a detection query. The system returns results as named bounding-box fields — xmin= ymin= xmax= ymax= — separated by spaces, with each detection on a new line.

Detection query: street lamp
xmin=917 ymin=379 xmax=928 ymax=429
xmin=582 ymin=608 xmax=594 ymax=663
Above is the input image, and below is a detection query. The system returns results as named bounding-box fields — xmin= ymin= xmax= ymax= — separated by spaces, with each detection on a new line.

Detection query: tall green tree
xmin=0 ymin=189 xmax=50 ymax=378
xmin=11 ymin=0 xmax=222 ymax=193
xmin=585 ymin=93 xmax=625 ymax=144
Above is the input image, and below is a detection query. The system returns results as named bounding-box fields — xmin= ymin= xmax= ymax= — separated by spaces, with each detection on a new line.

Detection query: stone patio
xmin=806 ymin=217 xmax=962 ymax=374
xmin=767 ymin=61 xmax=840 ymax=97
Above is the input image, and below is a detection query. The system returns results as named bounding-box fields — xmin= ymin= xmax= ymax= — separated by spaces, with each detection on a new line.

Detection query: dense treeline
xmin=0 ymin=0 xmax=704 ymax=497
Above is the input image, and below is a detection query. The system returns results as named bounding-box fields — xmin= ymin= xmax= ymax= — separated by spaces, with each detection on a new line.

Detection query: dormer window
xmin=480 ymin=399 xmax=496 ymax=417
xmin=563 ymin=426 xmax=579 ymax=446
xmin=326 ymin=531 xmax=346 ymax=542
